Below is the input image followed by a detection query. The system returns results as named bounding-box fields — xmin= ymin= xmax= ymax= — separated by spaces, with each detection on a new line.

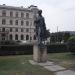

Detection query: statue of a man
xmin=34 ymin=10 xmax=47 ymax=45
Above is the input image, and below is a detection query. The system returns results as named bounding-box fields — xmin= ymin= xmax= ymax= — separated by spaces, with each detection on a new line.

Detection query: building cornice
xmin=0 ymin=5 xmax=32 ymax=12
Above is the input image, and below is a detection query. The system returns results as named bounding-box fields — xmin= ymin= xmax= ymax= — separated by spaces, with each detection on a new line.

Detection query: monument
xmin=33 ymin=10 xmax=48 ymax=62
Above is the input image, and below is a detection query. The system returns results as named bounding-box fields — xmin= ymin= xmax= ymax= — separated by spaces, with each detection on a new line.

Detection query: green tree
xmin=63 ymin=32 xmax=70 ymax=42
xmin=68 ymin=36 xmax=75 ymax=53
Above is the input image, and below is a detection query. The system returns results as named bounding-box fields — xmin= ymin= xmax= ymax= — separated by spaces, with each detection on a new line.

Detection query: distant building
xmin=0 ymin=4 xmax=39 ymax=43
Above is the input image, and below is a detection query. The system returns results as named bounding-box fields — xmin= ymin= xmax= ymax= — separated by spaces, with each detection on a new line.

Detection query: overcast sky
xmin=0 ymin=0 xmax=75 ymax=32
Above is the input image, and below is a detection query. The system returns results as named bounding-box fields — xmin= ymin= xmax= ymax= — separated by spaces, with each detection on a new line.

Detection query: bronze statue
xmin=34 ymin=10 xmax=47 ymax=47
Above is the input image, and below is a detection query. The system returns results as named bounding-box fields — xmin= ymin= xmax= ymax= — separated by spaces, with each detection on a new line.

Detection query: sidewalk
xmin=29 ymin=60 xmax=75 ymax=75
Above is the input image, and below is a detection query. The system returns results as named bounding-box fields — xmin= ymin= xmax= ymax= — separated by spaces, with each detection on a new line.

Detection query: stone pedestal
xmin=33 ymin=44 xmax=47 ymax=62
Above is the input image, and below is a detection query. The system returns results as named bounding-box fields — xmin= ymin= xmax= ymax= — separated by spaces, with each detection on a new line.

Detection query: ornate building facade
xmin=0 ymin=4 xmax=38 ymax=43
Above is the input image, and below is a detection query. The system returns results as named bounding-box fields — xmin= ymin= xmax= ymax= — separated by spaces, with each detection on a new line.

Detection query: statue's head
xmin=38 ymin=10 xmax=42 ymax=15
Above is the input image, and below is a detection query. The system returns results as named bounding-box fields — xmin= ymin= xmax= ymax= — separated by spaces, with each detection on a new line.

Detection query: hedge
xmin=47 ymin=43 xmax=68 ymax=53
xmin=0 ymin=44 xmax=68 ymax=55
xmin=0 ymin=45 xmax=33 ymax=55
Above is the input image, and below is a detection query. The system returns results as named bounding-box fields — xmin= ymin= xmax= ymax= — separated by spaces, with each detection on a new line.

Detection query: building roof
xmin=0 ymin=4 xmax=32 ymax=12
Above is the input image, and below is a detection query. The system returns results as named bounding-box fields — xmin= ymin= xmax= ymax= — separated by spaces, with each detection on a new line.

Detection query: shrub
xmin=0 ymin=45 xmax=33 ymax=55
xmin=47 ymin=43 xmax=68 ymax=53
xmin=0 ymin=40 xmax=19 ymax=45
xmin=68 ymin=36 xmax=75 ymax=53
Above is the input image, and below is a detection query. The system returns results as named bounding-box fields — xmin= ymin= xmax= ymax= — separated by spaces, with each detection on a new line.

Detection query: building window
xmin=21 ymin=20 xmax=24 ymax=25
xmin=21 ymin=34 xmax=24 ymax=40
xmin=2 ymin=28 xmax=5 ymax=32
xmin=26 ymin=28 xmax=29 ymax=32
xmin=1 ymin=34 xmax=6 ymax=37
xmin=2 ymin=37 xmax=5 ymax=40
xmin=15 ymin=28 xmax=18 ymax=32
xmin=30 ymin=36 xmax=32 ymax=40
xmin=26 ymin=35 xmax=29 ymax=40
xmin=15 ymin=12 xmax=18 ymax=17
xmin=34 ymin=35 xmax=36 ymax=40
xmin=10 ymin=20 xmax=13 ymax=25
xmin=10 ymin=11 xmax=13 ymax=17
xmin=21 ymin=12 xmax=24 ymax=17
xmin=26 ymin=21 xmax=29 ymax=26
xmin=21 ymin=28 xmax=24 ymax=32
xmin=15 ymin=20 xmax=18 ymax=25
xmin=0 ymin=28 xmax=1 ymax=31
xmin=2 ymin=19 xmax=6 ymax=25
xmin=10 ymin=28 xmax=12 ymax=32
xmin=30 ymin=22 xmax=32 ymax=26
xmin=9 ymin=34 xmax=13 ymax=40
xmin=15 ymin=34 xmax=18 ymax=40
xmin=2 ymin=10 xmax=6 ymax=16
xmin=26 ymin=13 xmax=29 ymax=18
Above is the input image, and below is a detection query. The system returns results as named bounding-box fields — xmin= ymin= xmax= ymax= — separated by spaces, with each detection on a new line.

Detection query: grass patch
xmin=48 ymin=52 xmax=75 ymax=69
xmin=0 ymin=52 xmax=75 ymax=75
xmin=0 ymin=55 xmax=54 ymax=75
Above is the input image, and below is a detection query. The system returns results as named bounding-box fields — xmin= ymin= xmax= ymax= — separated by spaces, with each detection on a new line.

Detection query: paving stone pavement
xmin=44 ymin=65 xmax=66 ymax=71
xmin=56 ymin=70 xmax=75 ymax=75
xmin=29 ymin=60 xmax=75 ymax=75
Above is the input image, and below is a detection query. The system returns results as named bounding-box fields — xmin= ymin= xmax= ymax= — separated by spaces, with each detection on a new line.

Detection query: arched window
xmin=21 ymin=34 xmax=24 ymax=40
xmin=9 ymin=34 xmax=13 ymax=40
xmin=26 ymin=35 xmax=29 ymax=40
xmin=15 ymin=34 xmax=18 ymax=40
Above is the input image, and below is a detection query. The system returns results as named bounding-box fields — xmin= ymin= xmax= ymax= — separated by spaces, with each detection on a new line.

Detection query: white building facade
xmin=0 ymin=4 xmax=39 ymax=43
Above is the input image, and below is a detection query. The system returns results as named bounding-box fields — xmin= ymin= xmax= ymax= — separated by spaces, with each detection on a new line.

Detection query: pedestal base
xmin=33 ymin=44 xmax=47 ymax=62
